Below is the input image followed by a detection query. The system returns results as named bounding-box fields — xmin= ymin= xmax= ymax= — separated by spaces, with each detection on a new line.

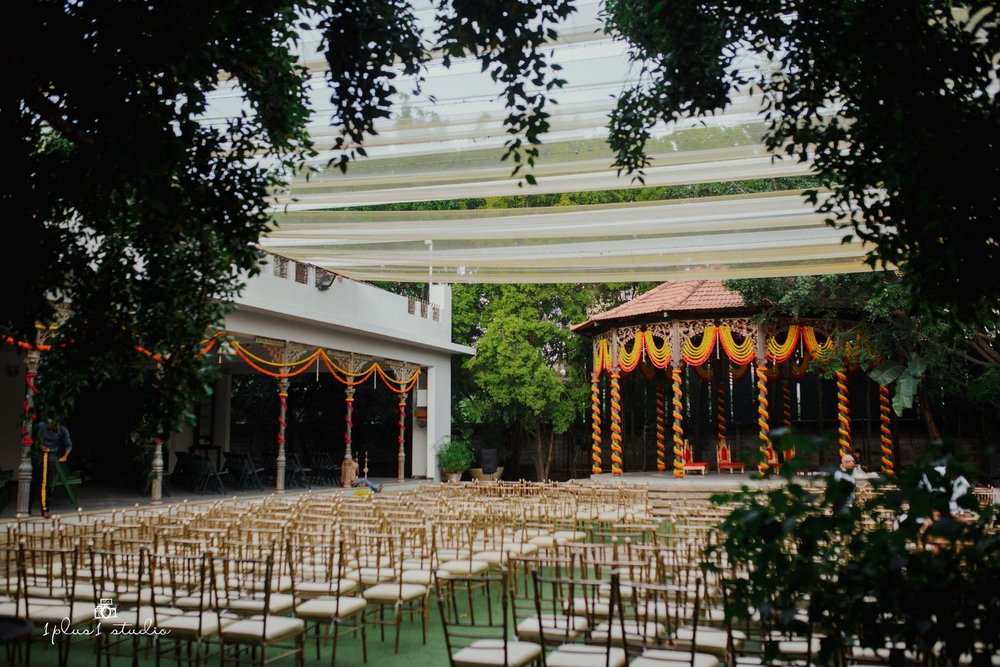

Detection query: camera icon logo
xmin=94 ymin=598 xmax=118 ymax=620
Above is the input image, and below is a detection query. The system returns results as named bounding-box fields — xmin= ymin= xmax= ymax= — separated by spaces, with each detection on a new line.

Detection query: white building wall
xmin=0 ymin=256 xmax=472 ymax=483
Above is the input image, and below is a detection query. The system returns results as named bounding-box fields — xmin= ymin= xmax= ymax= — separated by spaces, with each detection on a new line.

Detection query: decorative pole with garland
xmin=15 ymin=344 xmax=42 ymax=518
xmin=655 ymin=382 xmax=666 ymax=471
xmin=671 ymin=365 xmax=685 ymax=478
xmin=590 ymin=371 xmax=603 ymax=474
xmin=879 ymin=384 xmax=894 ymax=475
xmin=258 ymin=339 xmax=312 ymax=493
xmin=609 ymin=368 xmax=623 ymax=475
xmin=15 ymin=318 xmax=63 ymax=518
xmin=836 ymin=368 xmax=851 ymax=460
xmin=389 ymin=361 xmax=418 ymax=483
xmin=756 ymin=363 xmax=771 ymax=476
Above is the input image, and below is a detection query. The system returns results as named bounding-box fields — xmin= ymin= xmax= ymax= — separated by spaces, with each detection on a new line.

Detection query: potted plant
xmin=470 ymin=447 xmax=505 ymax=482
xmin=437 ymin=435 xmax=473 ymax=482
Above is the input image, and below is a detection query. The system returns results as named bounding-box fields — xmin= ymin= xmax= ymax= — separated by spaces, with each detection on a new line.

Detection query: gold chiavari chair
xmin=290 ymin=539 xmax=367 ymax=664
xmin=215 ymin=551 xmax=305 ymax=667
xmin=151 ymin=549 xmax=228 ymax=667
xmin=360 ymin=529 xmax=431 ymax=654
xmin=436 ymin=567 xmax=542 ymax=667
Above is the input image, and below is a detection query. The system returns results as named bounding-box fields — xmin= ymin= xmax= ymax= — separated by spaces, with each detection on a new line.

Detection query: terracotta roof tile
xmin=591 ymin=280 xmax=745 ymax=322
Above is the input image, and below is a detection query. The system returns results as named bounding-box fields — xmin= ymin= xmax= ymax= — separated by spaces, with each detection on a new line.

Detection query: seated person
xmin=342 ymin=457 xmax=382 ymax=493
xmin=852 ymin=447 xmax=868 ymax=472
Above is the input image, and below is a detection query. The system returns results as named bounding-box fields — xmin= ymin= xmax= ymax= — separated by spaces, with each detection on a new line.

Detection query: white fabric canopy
xmin=229 ymin=0 xmax=874 ymax=282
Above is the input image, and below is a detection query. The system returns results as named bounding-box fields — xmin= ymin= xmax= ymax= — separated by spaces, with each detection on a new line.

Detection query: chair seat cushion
xmin=296 ymin=596 xmax=366 ymax=619
xmin=516 ymin=614 xmax=588 ymax=641
xmin=363 ymin=583 xmax=427 ymax=603
xmin=223 ymin=593 xmax=295 ymax=615
xmin=452 ymin=638 xmax=542 ymax=667
xmin=546 ymin=644 xmax=627 ymax=667
xmin=438 ymin=560 xmax=489 ymax=576
xmin=158 ymin=611 xmax=235 ymax=637
xmin=220 ymin=615 xmax=305 ymax=642
xmin=347 ymin=567 xmax=396 ymax=585
xmin=401 ymin=570 xmax=434 ymax=585
xmin=0 ymin=600 xmax=92 ymax=626
xmin=592 ymin=619 xmax=667 ymax=644
xmin=296 ymin=579 xmax=357 ymax=597
xmin=472 ymin=551 xmax=508 ymax=565
xmin=630 ymin=648 xmax=719 ymax=667
xmin=671 ymin=627 xmax=732 ymax=658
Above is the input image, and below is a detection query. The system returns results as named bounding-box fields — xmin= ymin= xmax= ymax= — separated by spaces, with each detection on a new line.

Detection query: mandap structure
xmin=572 ymin=280 xmax=896 ymax=478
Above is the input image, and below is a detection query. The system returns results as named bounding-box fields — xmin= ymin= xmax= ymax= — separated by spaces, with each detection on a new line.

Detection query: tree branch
xmin=25 ymin=89 xmax=94 ymax=148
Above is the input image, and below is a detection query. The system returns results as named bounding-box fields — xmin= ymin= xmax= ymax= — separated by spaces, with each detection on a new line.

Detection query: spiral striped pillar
xmin=590 ymin=373 xmax=603 ymax=474
xmin=756 ymin=365 xmax=771 ymax=476
xmin=782 ymin=380 xmax=792 ymax=427
xmin=671 ymin=368 xmax=685 ymax=478
xmin=717 ymin=376 xmax=727 ymax=446
xmin=397 ymin=394 xmax=407 ymax=483
xmin=344 ymin=385 xmax=356 ymax=462
xmin=879 ymin=384 xmax=894 ymax=476
xmin=836 ymin=369 xmax=851 ymax=459
xmin=276 ymin=377 xmax=290 ymax=492
xmin=15 ymin=358 xmax=40 ymax=517
xmin=610 ymin=371 xmax=623 ymax=475
xmin=655 ymin=383 xmax=666 ymax=471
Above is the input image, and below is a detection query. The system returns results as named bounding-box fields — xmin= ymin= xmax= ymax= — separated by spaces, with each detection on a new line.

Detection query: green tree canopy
xmin=604 ymin=0 xmax=999 ymax=328
xmin=2 ymin=0 xmax=576 ymax=435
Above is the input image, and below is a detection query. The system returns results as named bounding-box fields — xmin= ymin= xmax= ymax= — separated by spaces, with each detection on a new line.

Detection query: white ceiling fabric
xmin=264 ymin=192 xmax=873 ymax=283
xmin=228 ymin=0 xmax=874 ymax=283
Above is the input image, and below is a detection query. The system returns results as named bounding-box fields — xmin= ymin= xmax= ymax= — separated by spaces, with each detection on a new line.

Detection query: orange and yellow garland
xmin=682 ymin=325 xmax=717 ymax=366
xmin=719 ymin=326 xmax=755 ymax=365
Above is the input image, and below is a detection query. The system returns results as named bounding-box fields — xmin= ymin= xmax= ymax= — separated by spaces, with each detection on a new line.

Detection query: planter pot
xmin=442 ymin=471 xmax=463 ymax=483
xmin=469 ymin=467 xmax=504 ymax=482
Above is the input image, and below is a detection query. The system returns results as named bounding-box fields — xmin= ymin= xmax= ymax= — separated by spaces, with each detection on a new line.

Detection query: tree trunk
xmin=530 ymin=416 xmax=554 ymax=481
xmin=919 ymin=390 xmax=942 ymax=442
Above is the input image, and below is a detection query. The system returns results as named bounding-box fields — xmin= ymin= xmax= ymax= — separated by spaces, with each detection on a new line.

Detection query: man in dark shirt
xmin=31 ymin=416 xmax=73 ymax=517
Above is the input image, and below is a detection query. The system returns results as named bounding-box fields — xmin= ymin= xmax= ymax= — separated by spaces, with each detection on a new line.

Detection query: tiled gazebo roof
xmin=572 ymin=280 xmax=750 ymax=334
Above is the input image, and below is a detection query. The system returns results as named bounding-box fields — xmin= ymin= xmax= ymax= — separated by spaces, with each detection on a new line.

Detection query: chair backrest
xmin=436 ymin=569 xmax=518 ymax=666
xmin=717 ymin=441 xmax=731 ymax=464
xmin=530 ymin=562 xmax=622 ymax=662
xmin=621 ymin=576 xmax=703 ymax=667
xmin=16 ymin=543 xmax=82 ymax=619
xmin=89 ymin=547 xmax=148 ymax=623
xmin=151 ymin=550 xmax=216 ymax=632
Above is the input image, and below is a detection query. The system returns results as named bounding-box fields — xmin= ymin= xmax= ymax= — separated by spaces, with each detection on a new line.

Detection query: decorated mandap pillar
xmin=389 ymin=361 xmax=418 ymax=483
xmin=755 ymin=326 xmax=771 ymax=476
xmin=879 ymin=384 xmax=894 ymax=475
xmin=609 ymin=367 xmax=623 ymax=476
xmin=655 ymin=382 xmax=666 ymax=471
xmin=590 ymin=371 xmax=603 ymax=474
xmin=670 ymin=364 xmax=685 ymax=478
xmin=15 ymin=345 xmax=42 ymax=517
xmin=835 ymin=367 xmax=851 ymax=460
xmin=15 ymin=319 xmax=64 ymax=518
xmin=258 ymin=339 xmax=312 ymax=493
